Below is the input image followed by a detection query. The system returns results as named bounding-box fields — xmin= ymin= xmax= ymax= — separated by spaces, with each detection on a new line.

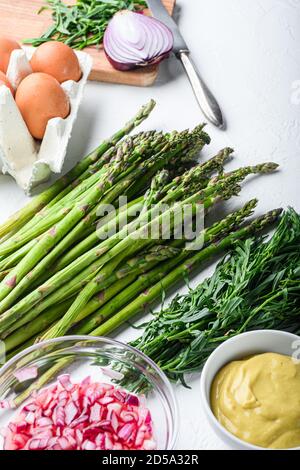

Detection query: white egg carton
xmin=0 ymin=47 xmax=92 ymax=193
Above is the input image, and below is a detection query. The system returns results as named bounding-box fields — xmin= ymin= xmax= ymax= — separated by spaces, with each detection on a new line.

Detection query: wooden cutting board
xmin=0 ymin=0 xmax=175 ymax=86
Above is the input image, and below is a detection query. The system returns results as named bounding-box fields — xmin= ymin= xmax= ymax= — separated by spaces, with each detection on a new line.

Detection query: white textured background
xmin=0 ymin=0 xmax=300 ymax=449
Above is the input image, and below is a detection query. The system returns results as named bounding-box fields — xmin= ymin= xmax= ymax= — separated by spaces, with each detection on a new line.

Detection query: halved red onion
xmin=104 ymin=10 xmax=174 ymax=71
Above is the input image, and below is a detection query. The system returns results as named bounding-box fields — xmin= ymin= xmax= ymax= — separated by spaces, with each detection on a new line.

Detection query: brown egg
xmin=15 ymin=73 xmax=70 ymax=140
xmin=0 ymin=71 xmax=14 ymax=96
xmin=0 ymin=36 xmax=21 ymax=73
xmin=30 ymin=41 xmax=82 ymax=83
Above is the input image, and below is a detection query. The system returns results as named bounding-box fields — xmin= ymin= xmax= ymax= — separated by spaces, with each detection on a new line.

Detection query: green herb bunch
xmin=24 ymin=0 xmax=147 ymax=49
xmin=132 ymin=208 xmax=300 ymax=384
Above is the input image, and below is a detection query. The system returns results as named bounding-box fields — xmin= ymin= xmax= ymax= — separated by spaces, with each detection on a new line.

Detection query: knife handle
xmin=177 ymin=51 xmax=224 ymax=128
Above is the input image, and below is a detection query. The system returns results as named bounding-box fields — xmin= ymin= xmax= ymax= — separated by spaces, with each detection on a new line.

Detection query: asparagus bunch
xmin=40 ymin=161 xmax=277 ymax=342
xmin=3 ymin=200 xmax=278 ymax=353
xmin=0 ymin=161 xmax=272 ymax=338
xmin=0 ymin=131 xmax=210 ymax=322
xmin=0 ymin=101 xmax=281 ymax=367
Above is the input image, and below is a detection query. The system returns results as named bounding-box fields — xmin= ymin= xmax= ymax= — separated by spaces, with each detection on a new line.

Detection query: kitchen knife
xmin=147 ymin=0 xmax=224 ymax=128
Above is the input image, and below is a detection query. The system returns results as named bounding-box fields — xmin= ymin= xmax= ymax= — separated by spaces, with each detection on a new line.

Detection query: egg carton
xmin=0 ymin=47 xmax=92 ymax=193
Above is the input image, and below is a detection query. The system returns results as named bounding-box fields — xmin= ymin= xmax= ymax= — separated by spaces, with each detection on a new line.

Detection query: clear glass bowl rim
xmin=0 ymin=335 xmax=179 ymax=450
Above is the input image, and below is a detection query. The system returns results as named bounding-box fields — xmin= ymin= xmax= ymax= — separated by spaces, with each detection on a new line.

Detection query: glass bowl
xmin=0 ymin=336 xmax=178 ymax=450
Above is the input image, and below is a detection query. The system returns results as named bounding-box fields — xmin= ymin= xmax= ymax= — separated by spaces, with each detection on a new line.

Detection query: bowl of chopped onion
xmin=0 ymin=336 xmax=178 ymax=451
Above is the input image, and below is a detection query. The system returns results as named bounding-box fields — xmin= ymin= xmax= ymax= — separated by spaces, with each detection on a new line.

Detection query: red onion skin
xmin=105 ymin=50 xmax=171 ymax=71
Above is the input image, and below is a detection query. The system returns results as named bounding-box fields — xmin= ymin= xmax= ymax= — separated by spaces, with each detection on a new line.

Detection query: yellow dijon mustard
xmin=210 ymin=352 xmax=300 ymax=449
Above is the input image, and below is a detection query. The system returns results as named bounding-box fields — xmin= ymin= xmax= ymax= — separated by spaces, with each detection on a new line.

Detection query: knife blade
xmin=147 ymin=0 xmax=224 ymax=128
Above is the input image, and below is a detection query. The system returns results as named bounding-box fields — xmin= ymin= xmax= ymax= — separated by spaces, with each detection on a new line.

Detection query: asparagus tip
xmin=256 ymin=162 xmax=279 ymax=173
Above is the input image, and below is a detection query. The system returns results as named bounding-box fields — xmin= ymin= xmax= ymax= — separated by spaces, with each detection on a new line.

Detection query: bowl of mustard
xmin=200 ymin=330 xmax=300 ymax=450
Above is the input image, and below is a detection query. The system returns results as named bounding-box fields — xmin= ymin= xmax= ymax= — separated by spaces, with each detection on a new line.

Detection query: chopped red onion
xmin=4 ymin=376 xmax=156 ymax=451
